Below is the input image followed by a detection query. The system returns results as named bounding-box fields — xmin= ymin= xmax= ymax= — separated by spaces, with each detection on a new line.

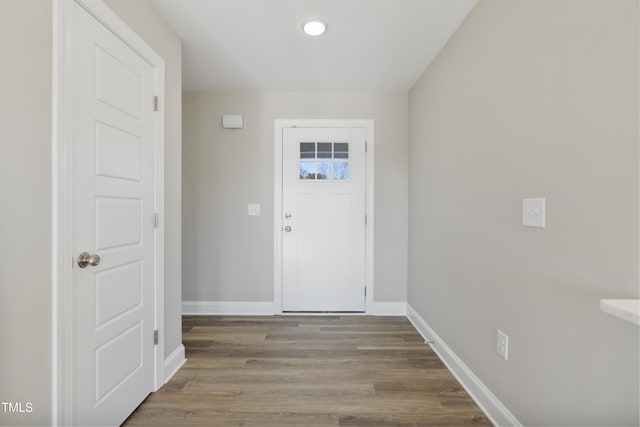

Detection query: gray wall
xmin=0 ymin=1 xmax=181 ymax=425
xmin=182 ymin=92 xmax=408 ymax=304
xmin=407 ymin=0 xmax=639 ymax=425
xmin=0 ymin=2 xmax=52 ymax=425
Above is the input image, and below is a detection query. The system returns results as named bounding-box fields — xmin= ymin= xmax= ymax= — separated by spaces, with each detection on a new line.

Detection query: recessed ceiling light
xmin=303 ymin=21 xmax=326 ymax=36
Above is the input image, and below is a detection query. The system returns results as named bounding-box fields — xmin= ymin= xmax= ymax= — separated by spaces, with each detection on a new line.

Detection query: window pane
xmin=317 ymin=142 xmax=332 ymax=159
xmin=333 ymin=161 xmax=349 ymax=180
xmin=300 ymin=161 xmax=316 ymax=179
xmin=334 ymin=143 xmax=349 ymax=159
xmin=300 ymin=142 xmax=315 ymax=159
xmin=316 ymin=162 xmax=331 ymax=180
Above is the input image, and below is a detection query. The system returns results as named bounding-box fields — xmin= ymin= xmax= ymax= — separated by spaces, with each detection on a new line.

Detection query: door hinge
xmin=154 ymin=330 xmax=158 ymax=345
xmin=154 ymin=96 xmax=159 ymax=112
xmin=153 ymin=212 xmax=159 ymax=228
xmin=364 ymin=287 xmax=367 ymax=297
xmin=365 ymin=214 xmax=367 ymax=225
xmin=365 ymin=141 xmax=368 ymax=153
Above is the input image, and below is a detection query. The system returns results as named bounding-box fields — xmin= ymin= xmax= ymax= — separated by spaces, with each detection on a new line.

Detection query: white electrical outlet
xmin=497 ymin=329 xmax=509 ymax=361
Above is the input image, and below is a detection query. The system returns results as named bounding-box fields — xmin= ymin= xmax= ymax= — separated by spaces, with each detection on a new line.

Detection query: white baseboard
xmin=163 ymin=344 xmax=185 ymax=384
xmin=372 ymin=302 xmax=407 ymax=316
xmin=406 ymin=304 xmax=522 ymax=427
xmin=182 ymin=301 xmax=275 ymax=315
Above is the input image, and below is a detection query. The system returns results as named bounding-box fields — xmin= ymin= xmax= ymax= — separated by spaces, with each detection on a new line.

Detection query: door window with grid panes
xmin=299 ymin=141 xmax=349 ymax=181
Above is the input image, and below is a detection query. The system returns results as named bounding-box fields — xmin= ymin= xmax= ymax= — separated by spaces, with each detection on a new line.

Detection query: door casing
xmin=52 ymin=0 xmax=166 ymax=424
xmin=274 ymin=120 xmax=374 ymax=314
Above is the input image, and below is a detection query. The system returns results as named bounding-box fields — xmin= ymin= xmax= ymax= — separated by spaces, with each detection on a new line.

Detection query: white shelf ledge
xmin=600 ymin=299 xmax=640 ymax=326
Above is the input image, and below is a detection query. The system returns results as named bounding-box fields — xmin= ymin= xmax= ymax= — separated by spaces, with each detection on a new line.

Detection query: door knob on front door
xmin=285 ymin=213 xmax=292 ymax=219
xmin=77 ymin=252 xmax=101 ymax=268
xmin=284 ymin=226 xmax=292 ymax=232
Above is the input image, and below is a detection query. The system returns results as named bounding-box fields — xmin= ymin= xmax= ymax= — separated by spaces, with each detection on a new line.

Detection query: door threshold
xmin=281 ymin=311 xmax=366 ymax=316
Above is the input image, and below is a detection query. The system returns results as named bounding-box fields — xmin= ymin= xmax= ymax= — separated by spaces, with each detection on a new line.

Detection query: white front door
xmin=72 ymin=3 xmax=156 ymax=425
xmin=282 ymin=127 xmax=366 ymax=312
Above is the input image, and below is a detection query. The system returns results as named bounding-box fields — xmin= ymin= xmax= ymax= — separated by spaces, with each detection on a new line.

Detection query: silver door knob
xmin=285 ymin=213 xmax=292 ymax=219
xmin=77 ymin=252 xmax=101 ymax=268
xmin=284 ymin=226 xmax=292 ymax=232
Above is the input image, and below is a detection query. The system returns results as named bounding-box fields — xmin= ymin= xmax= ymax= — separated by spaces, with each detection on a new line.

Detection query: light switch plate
xmin=522 ymin=198 xmax=545 ymax=228
xmin=248 ymin=203 xmax=261 ymax=216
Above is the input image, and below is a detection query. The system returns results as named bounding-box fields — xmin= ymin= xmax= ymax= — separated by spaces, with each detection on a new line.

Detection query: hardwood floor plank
xmin=181 ymin=381 xmax=376 ymax=397
xmin=126 ymin=411 xmax=340 ymax=427
xmin=123 ymin=316 xmax=492 ymax=427
xmin=338 ymin=412 xmax=490 ymax=427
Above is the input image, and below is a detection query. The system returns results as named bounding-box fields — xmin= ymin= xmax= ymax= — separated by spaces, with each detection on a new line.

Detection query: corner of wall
xmin=163 ymin=344 xmax=186 ymax=384
xmin=406 ymin=305 xmax=522 ymax=427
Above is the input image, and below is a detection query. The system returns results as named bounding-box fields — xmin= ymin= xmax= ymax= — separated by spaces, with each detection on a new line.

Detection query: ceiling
xmin=150 ymin=0 xmax=478 ymax=92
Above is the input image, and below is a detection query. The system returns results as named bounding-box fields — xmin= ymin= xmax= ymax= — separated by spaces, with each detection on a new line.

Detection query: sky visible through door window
xmin=299 ymin=141 xmax=349 ymax=181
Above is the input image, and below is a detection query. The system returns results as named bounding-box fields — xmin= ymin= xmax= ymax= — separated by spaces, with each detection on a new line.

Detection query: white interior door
xmin=72 ymin=3 xmax=156 ymax=425
xmin=282 ymin=127 xmax=366 ymax=312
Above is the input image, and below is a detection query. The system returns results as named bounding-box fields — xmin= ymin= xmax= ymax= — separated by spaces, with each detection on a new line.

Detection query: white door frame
xmin=52 ymin=0 xmax=165 ymax=424
xmin=274 ymin=120 xmax=374 ymax=314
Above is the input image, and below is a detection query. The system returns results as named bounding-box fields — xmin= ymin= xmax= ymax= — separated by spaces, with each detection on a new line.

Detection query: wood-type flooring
xmin=123 ymin=315 xmax=492 ymax=426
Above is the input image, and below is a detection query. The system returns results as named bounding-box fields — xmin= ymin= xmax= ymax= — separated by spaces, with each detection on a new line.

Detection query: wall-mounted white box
xmin=222 ymin=114 xmax=244 ymax=129
xmin=522 ymin=198 xmax=545 ymax=228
